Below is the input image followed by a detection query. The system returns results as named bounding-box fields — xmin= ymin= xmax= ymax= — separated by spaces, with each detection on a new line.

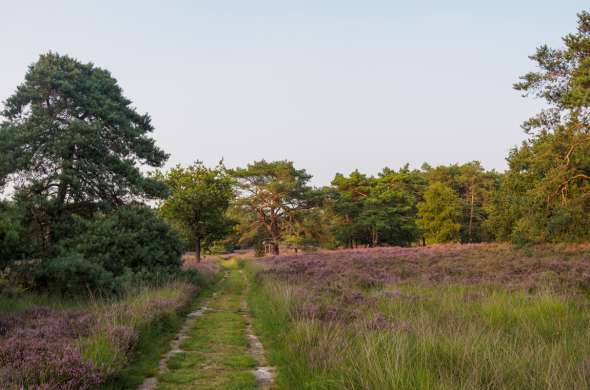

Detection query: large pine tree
xmin=0 ymin=53 xmax=169 ymax=249
xmin=492 ymin=12 xmax=590 ymax=242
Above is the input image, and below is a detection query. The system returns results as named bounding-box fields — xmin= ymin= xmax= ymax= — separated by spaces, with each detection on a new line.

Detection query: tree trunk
xmin=57 ymin=145 xmax=76 ymax=213
xmin=371 ymin=227 xmax=379 ymax=247
xmin=195 ymin=238 xmax=201 ymax=263
xmin=272 ymin=241 xmax=280 ymax=256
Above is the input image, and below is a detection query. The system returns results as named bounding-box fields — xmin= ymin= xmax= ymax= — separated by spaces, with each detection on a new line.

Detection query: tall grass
xmin=0 ymin=274 xmax=214 ymax=389
xmin=248 ymin=266 xmax=590 ymax=389
xmin=79 ymin=281 xmax=195 ymax=373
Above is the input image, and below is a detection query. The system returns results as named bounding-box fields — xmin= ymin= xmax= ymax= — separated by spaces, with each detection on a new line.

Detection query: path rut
xmin=138 ymin=266 xmax=275 ymax=389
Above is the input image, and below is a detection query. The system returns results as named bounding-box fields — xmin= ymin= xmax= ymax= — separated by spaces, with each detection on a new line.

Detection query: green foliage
xmin=0 ymin=201 xmax=27 ymax=267
xmin=491 ymin=11 xmax=590 ymax=243
xmin=360 ymin=170 xmax=420 ymax=246
xmin=34 ymin=254 xmax=116 ymax=296
xmin=154 ymin=162 xmax=234 ymax=260
xmin=62 ymin=205 xmax=183 ymax=276
xmin=417 ymin=182 xmax=463 ymax=243
xmin=422 ymin=161 xmax=500 ymax=242
xmin=232 ymin=160 xmax=313 ymax=255
xmin=0 ymin=273 xmax=26 ymax=298
xmin=7 ymin=203 xmax=186 ymax=295
xmin=0 ymin=52 xmax=168 ymax=204
xmin=325 ymin=166 xmax=423 ymax=247
xmin=0 ymin=52 xmax=168 ymax=254
xmin=328 ymin=170 xmax=374 ymax=246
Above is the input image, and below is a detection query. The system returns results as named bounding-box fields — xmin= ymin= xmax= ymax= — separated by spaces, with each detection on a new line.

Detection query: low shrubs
xmin=34 ymin=254 xmax=117 ymax=296
xmin=0 ymin=280 xmax=203 ymax=389
xmin=62 ymin=206 xmax=184 ymax=276
xmin=0 ymin=307 xmax=100 ymax=389
xmin=6 ymin=205 xmax=186 ymax=297
xmin=0 ymin=201 xmax=27 ymax=267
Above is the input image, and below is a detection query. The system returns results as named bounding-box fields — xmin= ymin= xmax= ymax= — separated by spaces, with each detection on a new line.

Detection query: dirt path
xmin=139 ymin=265 xmax=275 ymax=390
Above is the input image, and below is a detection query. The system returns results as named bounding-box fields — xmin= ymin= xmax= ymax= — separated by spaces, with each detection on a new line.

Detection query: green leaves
xmin=0 ymin=52 xmax=171 ymax=257
xmin=500 ymin=11 xmax=590 ymax=243
xmin=417 ymin=182 xmax=463 ymax=244
xmin=327 ymin=167 xmax=422 ymax=247
xmin=0 ymin=52 xmax=168 ymax=211
xmin=155 ymin=162 xmax=235 ymax=257
xmin=231 ymin=160 xmax=313 ymax=255
xmin=62 ymin=205 xmax=183 ymax=276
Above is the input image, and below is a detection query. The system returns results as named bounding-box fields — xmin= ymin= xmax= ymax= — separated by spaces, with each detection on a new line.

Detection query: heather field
xmin=248 ymin=244 xmax=590 ymax=389
xmin=0 ymin=281 xmax=203 ymax=389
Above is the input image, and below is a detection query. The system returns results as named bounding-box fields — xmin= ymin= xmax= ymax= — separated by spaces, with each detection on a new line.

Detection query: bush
xmin=34 ymin=254 xmax=117 ymax=296
xmin=62 ymin=205 xmax=184 ymax=276
xmin=180 ymin=268 xmax=211 ymax=288
xmin=0 ymin=273 xmax=26 ymax=298
xmin=0 ymin=202 xmax=27 ymax=268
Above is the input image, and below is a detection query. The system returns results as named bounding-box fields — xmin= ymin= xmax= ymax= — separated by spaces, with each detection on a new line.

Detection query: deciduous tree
xmin=417 ymin=182 xmax=462 ymax=243
xmin=155 ymin=162 xmax=234 ymax=262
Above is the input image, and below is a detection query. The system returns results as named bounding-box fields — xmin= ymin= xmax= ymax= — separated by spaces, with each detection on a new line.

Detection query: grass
xmin=0 ymin=274 xmax=215 ymax=389
xmin=159 ymin=263 xmax=258 ymax=390
xmin=247 ymin=244 xmax=590 ymax=389
xmin=0 ymin=290 xmax=88 ymax=313
xmin=103 ymin=287 xmax=215 ymax=389
xmin=78 ymin=282 xmax=196 ymax=372
xmin=247 ymin=270 xmax=317 ymax=389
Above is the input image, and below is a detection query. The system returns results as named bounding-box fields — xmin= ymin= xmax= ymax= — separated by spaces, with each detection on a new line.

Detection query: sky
xmin=0 ymin=1 xmax=587 ymax=185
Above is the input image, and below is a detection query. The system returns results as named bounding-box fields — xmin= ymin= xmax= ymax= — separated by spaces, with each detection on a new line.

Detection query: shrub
xmin=62 ymin=205 xmax=184 ymax=276
xmin=181 ymin=268 xmax=211 ymax=288
xmin=0 ymin=274 xmax=26 ymax=298
xmin=0 ymin=202 xmax=27 ymax=268
xmin=34 ymin=254 xmax=116 ymax=296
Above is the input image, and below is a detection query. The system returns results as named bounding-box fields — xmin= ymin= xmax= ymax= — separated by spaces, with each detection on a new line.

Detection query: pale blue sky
xmin=0 ymin=1 xmax=587 ymax=184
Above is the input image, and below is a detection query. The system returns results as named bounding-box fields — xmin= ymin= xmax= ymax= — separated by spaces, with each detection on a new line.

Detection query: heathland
xmin=250 ymin=244 xmax=590 ymax=389
xmin=1 ymin=8 xmax=590 ymax=390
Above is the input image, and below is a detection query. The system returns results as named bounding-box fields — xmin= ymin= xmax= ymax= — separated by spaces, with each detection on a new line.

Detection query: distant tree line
xmin=221 ymin=12 xmax=590 ymax=252
xmin=220 ymin=160 xmax=501 ymax=255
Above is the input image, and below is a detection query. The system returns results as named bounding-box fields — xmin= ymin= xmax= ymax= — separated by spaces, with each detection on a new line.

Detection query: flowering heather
xmin=250 ymin=244 xmax=590 ymax=389
xmin=0 ymin=281 xmax=198 ymax=389
xmin=106 ymin=325 xmax=138 ymax=354
xmin=0 ymin=308 xmax=101 ymax=389
xmin=260 ymin=243 xmax=590 ymax=293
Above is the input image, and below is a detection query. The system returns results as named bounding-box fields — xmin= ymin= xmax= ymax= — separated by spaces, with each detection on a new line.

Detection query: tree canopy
xmin=155 ymin=162 xmax=235 ymax=261
xmin=0 ymin=53 xmax=168 ymax=215
xmin=417 ymin=182 xmax=463 ymax=243
xmin=232 ymin=160 xmax=313 ymax=255
xmin=0 ymin=53 xmax=181 ymax=294
xmin=491 ymin=11 xmax=590 ymax=243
